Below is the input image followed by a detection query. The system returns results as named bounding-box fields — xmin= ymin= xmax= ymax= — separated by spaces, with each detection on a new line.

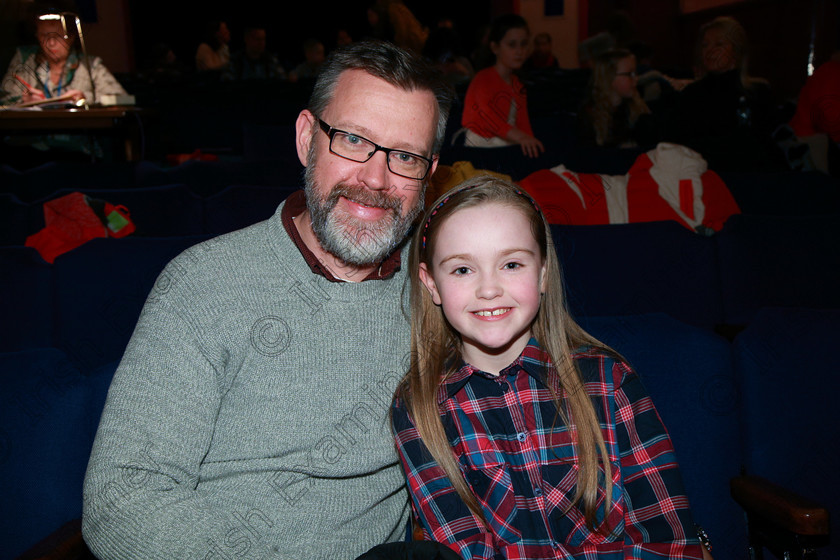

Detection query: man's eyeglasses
xmin=615 ymin=71 xmax=637 ymax=78
xmin=317 ymin=119 xmax=434 ymax=180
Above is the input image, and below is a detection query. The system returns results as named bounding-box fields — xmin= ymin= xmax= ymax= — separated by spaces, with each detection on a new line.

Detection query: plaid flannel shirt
xmin=392 ymin=339 xmax=704 ymax=559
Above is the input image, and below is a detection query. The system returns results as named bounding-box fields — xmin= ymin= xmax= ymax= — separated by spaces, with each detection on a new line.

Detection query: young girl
xmin=392 ymin=177 xmax=706 ymax=559
xmin=577 ymin=49 xmax=654 ymax=148
xmin=461 ymin=15 xmax=544 ymax=158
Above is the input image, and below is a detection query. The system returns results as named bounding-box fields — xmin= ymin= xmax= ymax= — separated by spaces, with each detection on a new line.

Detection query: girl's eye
xmin=504 ymin=262 xmax=522 ymax=270
xmin=453 ymin=266 xmax=470 ymax=275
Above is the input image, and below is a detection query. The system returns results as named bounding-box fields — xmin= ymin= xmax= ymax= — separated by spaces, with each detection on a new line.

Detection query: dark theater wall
xmin=126 ymin=1 xmax=490 ymax=74
xmin=4 ymin=0 xmax=835 ymax=100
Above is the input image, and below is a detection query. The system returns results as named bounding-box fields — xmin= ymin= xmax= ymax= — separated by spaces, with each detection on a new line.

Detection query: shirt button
xmin=516 ymin=432 xmax=526 ymax=442
xmin=534 ymin=486 xmax=543 ymax=496
xmin=552 ymin=541 xmax=561 ymax=549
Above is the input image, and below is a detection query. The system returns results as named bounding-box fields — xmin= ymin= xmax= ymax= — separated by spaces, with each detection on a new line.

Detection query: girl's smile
xmin=472 ymin=307 xmax=511 ymax=318
xmin=419 ymin=202 xmax=546 ymax=374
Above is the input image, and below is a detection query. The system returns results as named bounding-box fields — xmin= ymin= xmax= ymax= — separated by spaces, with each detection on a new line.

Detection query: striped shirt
xmin=392 ymin=339 xmax=703 ymax=559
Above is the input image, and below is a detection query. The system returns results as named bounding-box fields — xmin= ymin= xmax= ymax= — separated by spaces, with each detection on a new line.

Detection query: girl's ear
xmin=539 ymin=260 xmax=548 ymax=294
xmin=418 ymin=262 xmax=442 ymax=306
xmin=489 ymin=41 xmax=500 ymax=56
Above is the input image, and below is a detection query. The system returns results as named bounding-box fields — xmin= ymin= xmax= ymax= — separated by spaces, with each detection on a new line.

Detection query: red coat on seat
xmin=518 ymin=143 xmax=740 ymax=232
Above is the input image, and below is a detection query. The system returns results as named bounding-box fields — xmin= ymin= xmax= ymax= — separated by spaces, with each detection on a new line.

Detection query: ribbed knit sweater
xmin=82 ymin=201 xmax=412 ymax=559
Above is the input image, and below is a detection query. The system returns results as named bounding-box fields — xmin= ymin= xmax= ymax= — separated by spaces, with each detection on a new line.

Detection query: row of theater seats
xmin=1 ymin=214 xmax=839 ymax=558
xmin=0 ymin=158 xmax=303 ymax=203
xmin=554 ymin=215 xmax=840 ymax=328
xmin=4 ymin=202 xmax=839 ymax=359
xmin=1 ymin=183 xmax=297 ymax=246
xmin=2 ymin=147 xmax=838 ymax=207
xmin=3 ymin=307 xmax=837 ymax=559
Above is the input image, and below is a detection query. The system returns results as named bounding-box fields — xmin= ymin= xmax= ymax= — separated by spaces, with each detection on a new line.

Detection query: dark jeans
xmin=355 ymin=541 xmax=461 ymax=560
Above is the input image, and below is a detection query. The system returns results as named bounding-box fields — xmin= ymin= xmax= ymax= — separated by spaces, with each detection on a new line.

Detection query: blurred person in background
xmin=195 ymin=20 xmax=230 ymax=71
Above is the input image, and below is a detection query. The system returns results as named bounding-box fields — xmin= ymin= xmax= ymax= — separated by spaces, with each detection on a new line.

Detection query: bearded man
xmin=83 ymin=41 xmax=453 ymax=560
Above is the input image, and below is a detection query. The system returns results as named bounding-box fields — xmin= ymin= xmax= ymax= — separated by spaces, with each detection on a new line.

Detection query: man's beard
xmin=303 ymin=142 xmax=425 ymax=267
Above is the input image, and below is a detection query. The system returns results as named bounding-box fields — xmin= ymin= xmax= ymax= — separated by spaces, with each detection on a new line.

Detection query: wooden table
xmin=0 ymin=106 xmax=144 ymax=161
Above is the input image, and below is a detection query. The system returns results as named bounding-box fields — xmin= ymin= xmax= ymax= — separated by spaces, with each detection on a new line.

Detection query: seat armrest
xmin=17 ymin=518 xmax=95 ymax=560
xmin=730 ymin=474 xmax=830 ymax=536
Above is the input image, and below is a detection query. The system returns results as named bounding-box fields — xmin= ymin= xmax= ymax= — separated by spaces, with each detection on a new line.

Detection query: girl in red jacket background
xmin=461 ymin=14 xmax=545 ymax=158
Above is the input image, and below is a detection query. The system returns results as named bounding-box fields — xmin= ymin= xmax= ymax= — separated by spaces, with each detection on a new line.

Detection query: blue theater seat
xmin=0 ymin=164 xmax=25 ymax=192
xmin=53 ymin=235 xmax=211 ymax=372
xmin=564 ymin=145 xmax=646 ymax=175
xmin=0 ymin=193 xmax=39 ymax=246
xmin=0 ymin=348 xmax=98 ymax=560
xmin=135 ymin=160 xmax=301 ymax=195
xmin=716 ymin=213 xmax=840 ymax=325
xmin=439 ymin=144 xmax=554 ymax=182
xmin=0 ymin=246 xmax=54 ymax=352
xmin=732 ymin=307 xmax=839 ymax=558
xmin=204 ymin=184 xmax=297 ymax=235
xmin=582 ymin=313 xmax=745 ymax=558
xmin=9 ymin=162 xmax=137 ymax=203
xmin=39 ymin=184 xmax=206 ymax=238
xmin=242 ymin=123 xmax=297 ymax=163
xmin=719 ymin=170 xmax=840 ymax=216
xmin=552 ymin=221 xmax=723 ymax=329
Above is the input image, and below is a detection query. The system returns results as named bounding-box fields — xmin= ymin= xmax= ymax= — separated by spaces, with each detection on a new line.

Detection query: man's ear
xmin=295 ymin=109 xmax=317 ymax=167
xmin=418 ymin=262 xmax=442 ymax=306
xmin=428 ymin=155 xmax=439 ymax=180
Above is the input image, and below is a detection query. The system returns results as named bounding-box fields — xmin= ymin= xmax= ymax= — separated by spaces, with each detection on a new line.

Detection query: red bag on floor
xmin=25 ymin=192 xmax=134 ymax=263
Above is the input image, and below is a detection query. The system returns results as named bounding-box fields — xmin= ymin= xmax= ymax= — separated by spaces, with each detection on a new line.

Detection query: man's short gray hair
xmin=307 ymin=40 xmax=454 ymax=154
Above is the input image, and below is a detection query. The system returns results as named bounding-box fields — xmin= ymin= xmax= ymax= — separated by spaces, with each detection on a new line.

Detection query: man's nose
xmin=357 ymin=149 xmax=391 ymax=191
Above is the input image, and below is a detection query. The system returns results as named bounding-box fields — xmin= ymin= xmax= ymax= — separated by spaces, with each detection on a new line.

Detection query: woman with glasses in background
xmin=0 ymin=6 xmax=128 ymax=165
xmin=1 ymin=7 xmax=126 ymax=106
xmin=577 ymin=48 xmax=655 ymax=148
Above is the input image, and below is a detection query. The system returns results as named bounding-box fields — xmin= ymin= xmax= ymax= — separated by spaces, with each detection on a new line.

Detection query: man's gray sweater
xmin=82 ymin=202 xmax=412 ymax=559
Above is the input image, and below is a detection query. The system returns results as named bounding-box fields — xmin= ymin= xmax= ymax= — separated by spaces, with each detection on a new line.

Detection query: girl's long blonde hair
xmin=583 ymin=48 xmax=650 ymax=146
xmin=398 ymin=176 xmax=616 ymax=531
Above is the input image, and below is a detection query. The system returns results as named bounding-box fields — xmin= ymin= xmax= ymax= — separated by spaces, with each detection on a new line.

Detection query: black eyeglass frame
xmin=317 ymin=118 xmax=435 ymax=180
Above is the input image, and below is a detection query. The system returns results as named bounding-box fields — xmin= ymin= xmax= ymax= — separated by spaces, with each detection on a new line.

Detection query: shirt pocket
xmin=541 ymin=456 xmax=625 ymax=547
xmin=457 ymin=441 xmax=522 ymax=545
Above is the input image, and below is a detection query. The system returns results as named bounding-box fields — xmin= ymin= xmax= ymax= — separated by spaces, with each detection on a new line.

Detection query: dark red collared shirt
xmin=281 ymin=190 xmax=402 ymax=282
